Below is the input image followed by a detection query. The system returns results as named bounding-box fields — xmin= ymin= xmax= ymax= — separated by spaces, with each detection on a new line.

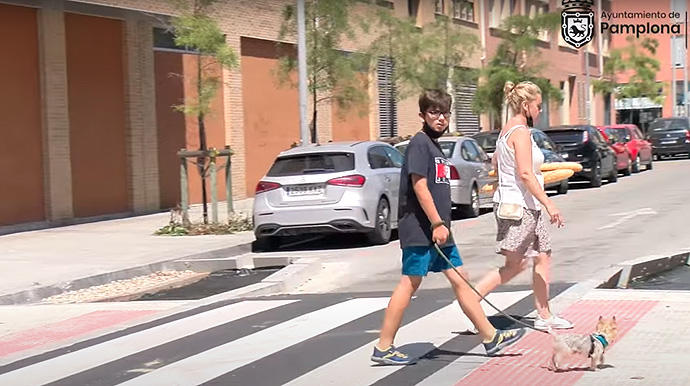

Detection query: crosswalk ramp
xmin=0 ymin=288 xmax=541 ymax=386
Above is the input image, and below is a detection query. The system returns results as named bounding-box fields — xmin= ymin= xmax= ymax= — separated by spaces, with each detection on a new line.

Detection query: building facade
xmin=0 ymin=0 xmax=614 ymax=231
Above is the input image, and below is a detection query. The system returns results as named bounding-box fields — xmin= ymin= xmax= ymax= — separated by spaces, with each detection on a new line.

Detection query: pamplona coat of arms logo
xmin=561 ymin=0 xmax=595 ymax=49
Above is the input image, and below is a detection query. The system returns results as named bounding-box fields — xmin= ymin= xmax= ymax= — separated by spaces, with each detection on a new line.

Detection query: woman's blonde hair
xmin=503 ymin=81 xmax=541 ymax=117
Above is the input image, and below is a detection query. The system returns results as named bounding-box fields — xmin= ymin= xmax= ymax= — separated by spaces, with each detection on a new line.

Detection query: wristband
xmin=430 ymin=221 xmax=445 ymax=231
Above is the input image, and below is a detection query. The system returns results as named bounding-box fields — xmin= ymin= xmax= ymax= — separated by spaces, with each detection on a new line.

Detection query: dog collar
xmin=589 ymin=333 xmax=609 ymax=357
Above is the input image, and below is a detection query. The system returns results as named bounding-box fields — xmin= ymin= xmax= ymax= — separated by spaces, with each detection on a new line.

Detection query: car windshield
xmin=267 ymin=152 xmax=355 ymax=177
xmin=395 ymin=144 xmax=408 ymax=155
xmin=650 ymin=119 xmax=689 ymax=131
xmin=605 ymin=128 xmax=628 ymax=142
xmin=439 ymin=142 xmax=456 ymax=158
xmin=546 ymin=130 xmax=585 ymax=144
xmin=474 ymin=133 xmax=499 ymax=149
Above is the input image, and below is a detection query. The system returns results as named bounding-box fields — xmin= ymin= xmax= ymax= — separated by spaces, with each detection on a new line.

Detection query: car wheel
xmin=367 ymin=198 xmax=392 ymax=245
xmin=254 ymin=236 xmax=280 ymax=252
xmin=623 ymin=158 xmax=632 ymax=176
xmin=461 ymin=185 xmax=481 ymax=218
xmin=632 ymin=155 xmax=641 ymax=173
xmin=608 ymin=164 xmax=618 ymax=183
xmin=590 ymin=161 xmax=602 ymax=187
xmin=557 ymin=179 xmax=569 ymax=195
xmin=646 ymin=158 xmax=653 ymax=170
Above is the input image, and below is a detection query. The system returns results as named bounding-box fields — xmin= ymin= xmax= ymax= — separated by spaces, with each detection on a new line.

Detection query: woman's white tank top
xmin=493 ymin=124 xmax=544 ymax=210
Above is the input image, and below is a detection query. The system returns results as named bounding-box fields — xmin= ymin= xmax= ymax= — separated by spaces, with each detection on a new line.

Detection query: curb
xmin=602 ymin=250 xmax=690 ymax=289
xmin=0 ymin=241 xmax=254 ymax=305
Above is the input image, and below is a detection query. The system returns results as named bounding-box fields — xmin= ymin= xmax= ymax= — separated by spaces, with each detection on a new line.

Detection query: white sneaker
xmin=534 ymin=315 xmax=574 ymax=331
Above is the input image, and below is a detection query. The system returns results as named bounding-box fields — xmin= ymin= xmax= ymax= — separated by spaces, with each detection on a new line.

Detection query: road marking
xmin=117 ymin=297 xmax=390 ymax=386
xmin=598 ymin=207 xmax=657 ymax=230
xmin=0 ymin=300 xmax=297 ymax=385
xmin=285 ymin=291 xmax=532 ymax=386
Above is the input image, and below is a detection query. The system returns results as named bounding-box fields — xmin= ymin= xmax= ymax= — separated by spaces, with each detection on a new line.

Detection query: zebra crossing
xmin=0 ymin=286 xmax=568 ymax=386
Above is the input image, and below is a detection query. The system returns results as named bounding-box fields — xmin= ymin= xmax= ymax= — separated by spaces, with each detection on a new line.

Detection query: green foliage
xmin=155 ymin=212 xmax=253 ymax=236
xmin=473 ymin=13 xmax=562 ymax=125
xmin=169 ymin=0 xmax=238 ymax=118
xmin=592 ymin=36 xmax=663 ymax=105
xmin=276 ymin=0 xmax=368 ymax=134
xmin=363 ymin=11 xmax=478 ymax=100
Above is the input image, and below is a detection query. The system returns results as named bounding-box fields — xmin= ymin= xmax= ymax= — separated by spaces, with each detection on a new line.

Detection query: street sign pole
xmin=297 ymin=0 xmax=309 ymax=145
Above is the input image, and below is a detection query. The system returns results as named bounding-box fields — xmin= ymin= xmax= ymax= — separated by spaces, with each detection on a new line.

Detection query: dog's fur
xmin=548 ymin=316 xmax=618 ymax=371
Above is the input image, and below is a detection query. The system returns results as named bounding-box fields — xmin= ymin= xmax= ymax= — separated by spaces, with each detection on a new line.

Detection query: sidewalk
xmin=1 ymin=203 xmax=257 ymax=304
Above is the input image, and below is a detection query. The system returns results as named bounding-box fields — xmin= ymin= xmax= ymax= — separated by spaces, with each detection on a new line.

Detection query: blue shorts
xmin=401 ymin=245 xmax=463 ymax=276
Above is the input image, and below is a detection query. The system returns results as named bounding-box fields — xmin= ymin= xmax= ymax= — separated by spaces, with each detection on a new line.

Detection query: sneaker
xmin=371 ymin=345 xmax=416 ymax=365
xmin=534 ymin=315 xmax=574 ymax=331
xmin=483 ymin=328 xmax=526 ymax=357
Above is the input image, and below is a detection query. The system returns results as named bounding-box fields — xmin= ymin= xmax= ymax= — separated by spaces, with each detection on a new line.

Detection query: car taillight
xmin=327 ymin=174 xmax=366 ymax=187
xmin=449 ymin=165 xmax=460 ymax=180
xmin=255 ymin=181 xmax=281 ymax=194
xmin=582 ymin=131 xmax=589 ymax=143
xmin=686 ymin=130 xmax=690 ymax=142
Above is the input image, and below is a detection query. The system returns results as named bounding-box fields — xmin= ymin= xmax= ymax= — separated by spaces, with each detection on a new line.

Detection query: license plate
xmin=661 ymin=140 xmax=677 ymax=145
xmin=287 ymin=185 xmax=325 ymax=196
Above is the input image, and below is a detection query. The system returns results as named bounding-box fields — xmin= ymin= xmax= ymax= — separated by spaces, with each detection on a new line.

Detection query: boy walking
xmin=371 ymin=90 xmax=525 ymax=365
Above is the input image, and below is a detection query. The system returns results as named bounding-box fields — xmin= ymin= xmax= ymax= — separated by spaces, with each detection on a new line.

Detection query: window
xmin=541 ymin=134 xmax=557 ymax=151
xmin=453 ymin=0 xmax=474 ymax=22
xmin=525 ymin=0 xmax=549 ymax=41
xmin=435 ymin=0 xmax=445 ymax=14
xmin=383 ymin=146 xmax=404 ymax=168
xmin=461 ymin=141 xmax=482 ymax=162
xmin=368 ymin=146 xmax=394 ymax=169
xmin=267 ymin=153 xmax=355 ymax=177
xmin=468 ymin=140 xmax=489 ymax=161
xmin=439 ymin=142 xmax=456 ymax=158
xmin=489 ymin=0 xmax=516 ymax=28
xmin=153 ymin=27 xmax=198 ymax=53
xmin=377 ymin=57 xmax=398 ymax=138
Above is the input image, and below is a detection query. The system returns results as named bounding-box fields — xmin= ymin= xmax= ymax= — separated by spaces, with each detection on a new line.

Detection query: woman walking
xmin=474 ymin=81 xmax=573 ymax=331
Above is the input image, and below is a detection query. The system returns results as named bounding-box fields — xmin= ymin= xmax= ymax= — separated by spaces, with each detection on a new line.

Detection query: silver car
xmin=253 ymin=141 xmax=403 ymax=249
xmin=394 ymin=136 xmax=496 ymax=217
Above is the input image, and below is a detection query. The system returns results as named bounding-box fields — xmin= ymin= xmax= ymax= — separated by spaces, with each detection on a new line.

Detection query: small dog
xmin=548 ymin=316 xmax=618 ymax=372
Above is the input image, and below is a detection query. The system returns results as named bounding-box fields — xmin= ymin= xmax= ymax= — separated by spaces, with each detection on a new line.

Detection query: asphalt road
xmin=253 ymin=158 xmax=690 ymax=294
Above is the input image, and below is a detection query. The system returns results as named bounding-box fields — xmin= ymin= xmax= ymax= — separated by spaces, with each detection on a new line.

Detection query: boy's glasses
xmin=426 ymin=110 xmax=451 ymax=119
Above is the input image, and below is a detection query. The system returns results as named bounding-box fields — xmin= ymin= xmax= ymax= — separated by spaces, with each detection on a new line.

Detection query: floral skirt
xmin=494 ymin=203 xmax=552 ymax=256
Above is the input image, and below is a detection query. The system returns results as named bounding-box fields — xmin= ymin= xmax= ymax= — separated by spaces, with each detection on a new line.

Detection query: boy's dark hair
xmin=419 ymin=89 xmax=452 ymax=113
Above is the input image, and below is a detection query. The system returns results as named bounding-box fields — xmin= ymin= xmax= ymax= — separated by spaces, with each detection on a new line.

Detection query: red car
xmin=600 ymin=124 xmax=653 ymax=173
xmin=596 ymin=126 xmax=633 ymax=176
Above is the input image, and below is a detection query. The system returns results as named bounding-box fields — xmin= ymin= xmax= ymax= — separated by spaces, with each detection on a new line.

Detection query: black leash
xmin=432 ymin=243 xmax=549 ymax=334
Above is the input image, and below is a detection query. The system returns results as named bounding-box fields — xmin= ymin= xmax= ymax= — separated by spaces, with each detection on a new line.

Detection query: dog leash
xmin=432 ymin=242 xmax=549 ymax=334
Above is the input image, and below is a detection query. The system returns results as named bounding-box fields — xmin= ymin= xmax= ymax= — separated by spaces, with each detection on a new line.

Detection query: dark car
xmin=647 ymin=117 xmax=690 ymax=159
xmin=543 ymin=125 xmax=618 ymax=187
xmin=472 ymin=131 xmax=500 ymax=158
xmin=473 ymin=129 xmax=569 ymax=194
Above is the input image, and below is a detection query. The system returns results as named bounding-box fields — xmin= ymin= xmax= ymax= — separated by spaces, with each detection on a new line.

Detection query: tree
xmin=170 ymin=0 xmax=237 ymax=224
xmin=363 ymin=9 xmax=478 ymax=134
xmin=593 ymin=36 xmax=663 ymax=106
xmin=277 ymin=0 xmax=368 ymax=144
xmin=472 ymin=13 xmax=562 ymax=129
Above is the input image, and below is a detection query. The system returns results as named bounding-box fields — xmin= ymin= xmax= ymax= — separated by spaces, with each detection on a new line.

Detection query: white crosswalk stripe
xmin=0 ymin=289 xmax=539 ymax=386
xmin=0 ymin=300 xmax=297 ymax=386
xmin=285 ymin=291 xmax=531 ymax=386
xmin=117 ymin=297 xmax=390 ymax=386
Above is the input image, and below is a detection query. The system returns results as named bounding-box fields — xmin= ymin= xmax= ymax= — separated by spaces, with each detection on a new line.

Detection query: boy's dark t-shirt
xmin=398 ymin=131 xmax=454 ymax=249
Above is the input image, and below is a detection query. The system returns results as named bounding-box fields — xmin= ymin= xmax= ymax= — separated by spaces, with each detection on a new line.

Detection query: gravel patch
xmin=42 ymin=271 xmax=205 ymax=304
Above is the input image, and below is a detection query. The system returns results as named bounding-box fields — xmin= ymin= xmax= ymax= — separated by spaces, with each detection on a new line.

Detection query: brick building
xmin=0 ymin=0 xmax=613 ymax=231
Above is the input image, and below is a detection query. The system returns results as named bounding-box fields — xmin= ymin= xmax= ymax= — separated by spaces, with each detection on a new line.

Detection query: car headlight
xmin=561 ymin=153 xmax=569 ymax=159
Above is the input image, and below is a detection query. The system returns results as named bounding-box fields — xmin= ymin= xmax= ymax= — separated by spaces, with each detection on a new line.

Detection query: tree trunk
xmin=311 ymin=89 xmax=318 ymax=144
xmin=197 ymin=55 xmax=209 ymax=225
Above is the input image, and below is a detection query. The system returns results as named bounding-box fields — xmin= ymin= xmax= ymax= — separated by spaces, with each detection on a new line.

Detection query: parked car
xmin=647 ymin=117 xmax=690 ymax=159
xmin=600 ymin=124 xmax=653 ymax=172
xmin=395 ymin=136 xmax=495 ymax=217
xmin=473 ymin=129 xmax=570 ymax=194
xmin=472 ymin=131 xmax=500 ymax=158
xmin=530 ymin=128 xmax=570 ymax=194
xmin=543 ymin=125 xmax=618 ymax=187
xmin=253 ymin=141 xmax=403 ymax=250
xmin=596 ymin=127 xmax=633 ymax=176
